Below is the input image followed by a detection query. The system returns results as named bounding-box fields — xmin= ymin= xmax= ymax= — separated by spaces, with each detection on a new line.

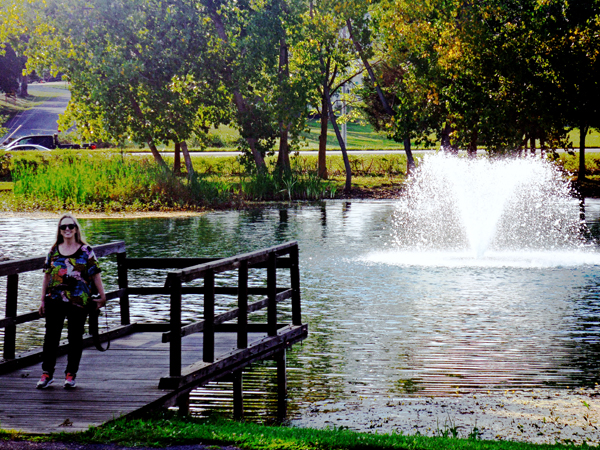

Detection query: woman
xmin=36 ymin=214 xmax=106 ymax=389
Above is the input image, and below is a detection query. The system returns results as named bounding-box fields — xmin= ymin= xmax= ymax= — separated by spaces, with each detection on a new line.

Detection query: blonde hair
xmin=54 ymin=213 xmax=89 ymax=246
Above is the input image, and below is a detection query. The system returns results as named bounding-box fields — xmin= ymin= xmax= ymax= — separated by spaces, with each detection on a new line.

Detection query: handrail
xmin=164 ymin=241 xmax=301 ymax=378
xmin=0 ymin=241 xmax=126 ymax=277
xmin=0 ymin=241 xmax=128 ymax=361
xmin=1 ymin=240 xmax=303 ymax=385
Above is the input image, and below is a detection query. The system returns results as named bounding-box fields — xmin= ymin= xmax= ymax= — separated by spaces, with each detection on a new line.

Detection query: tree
xmin=292 ymin=0 xmax=360 ymax=186
xmin=0 ymin=43 xmax=21 ymax=94
xmin=371 ymin=0 xmax=592 ymax=157
xmin=344 ymin=3 xmax=417 ymax=172
xmin=546 ymin=1 xmax=600 ymax=179
xmin=29 ymin=0 xmax=232 ymax=170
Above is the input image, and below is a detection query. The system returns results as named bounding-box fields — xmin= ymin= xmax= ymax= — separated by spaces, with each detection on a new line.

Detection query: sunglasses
xmin=59 ymin=223 xmax=77 ymax=231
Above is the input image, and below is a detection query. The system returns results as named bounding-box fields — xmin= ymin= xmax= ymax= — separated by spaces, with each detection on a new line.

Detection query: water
xmin=1 ymin=159 xmax=600 ymax=419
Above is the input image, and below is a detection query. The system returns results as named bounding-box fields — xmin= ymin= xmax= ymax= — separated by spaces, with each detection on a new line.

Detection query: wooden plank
xmin=0 ymin=241 xmax=124 ymax=277
xmin=117 ymin=252 xmax=130 ymax=326
xmin=290 ymin=245 xmax=302 ymax=326
xmin=0 ymin=256 xmax=45 ymax=277
xmin=126 ymin=257 xmax=293 ymax=270
xmin=0 ymin=324 xmax=136 ymax=374
xmin=159 ymin=324 xmax=307 ymax=389
xmin=128 ymin=286 xmax=287 ymax=296
xmin=126 ymin=257 xmax=221 ymax=269
xmin=3 ymin=274 xmax=18 ymax=359
xmin=169 ymin=279 xmax=182 ymax=377
xmin=0 ymin=241 xmax=307 ymax=435
xmin=203 ymin=270 xmax=215 ymax=363
xmin=238 ymin=261 xmax=248 ymax=349
xmin=0 ymin=325 xmax=307 ymax=434
xmin=267 ymin=252 xmax=277 ymax=337
xmin=93 ymin=241 xmax=126 ymax=258
xmin=161 ymin=290 xmax=292 ymax=343
xmin=172 ymin=241 xmax=298 ymax=282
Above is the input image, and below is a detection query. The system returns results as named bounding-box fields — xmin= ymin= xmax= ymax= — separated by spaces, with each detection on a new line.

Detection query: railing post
xmin=3 ymin=274 xmax=18 ymax=360
xmin=233 ymin=370 xmax=244 ymax=419
xmin=170 ymin=276 xmax=182 ymax=377
xmin=267 ymin=252 xmax=277 ymax=337
xmin=290 ymin=245 xmax=301 ymax=326
xmin=237 ymin=261 xmax=248 ymax=349
xmin=117 ymin=251 xmax=130 ymax=325
xmin=203 ymin=269 xmax=215 ymax=363
xmin=276 ymin=349 xmax=287 ymax=422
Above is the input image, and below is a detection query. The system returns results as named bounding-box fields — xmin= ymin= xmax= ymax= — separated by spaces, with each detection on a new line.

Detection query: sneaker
xmin=64 ymin=373 xmax=76 ymax=389
xmin=36 ymin=372 xmax=54 ymax=389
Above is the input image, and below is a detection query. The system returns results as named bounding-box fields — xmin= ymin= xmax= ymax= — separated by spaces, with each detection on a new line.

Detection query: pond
xmin=1 ymin=198 xmax=600 ymax=420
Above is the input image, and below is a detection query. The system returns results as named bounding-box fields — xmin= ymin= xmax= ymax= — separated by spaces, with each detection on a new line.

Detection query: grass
xmin=0 ymin=150 xmax=348 ymax=212
xmin=2 ymin=149 xmax=600 ymax=213
xmin=567 ymin=129 xmax=600 ymax=149
xmin=301 ymin=120 xmax=408 ymax=150
xmin=0 ymin=414 xmax=593 ymax=450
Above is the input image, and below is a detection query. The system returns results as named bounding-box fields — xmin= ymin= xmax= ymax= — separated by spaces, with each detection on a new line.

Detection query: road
xmin=2 ymin=82 xmax=71 ymax=141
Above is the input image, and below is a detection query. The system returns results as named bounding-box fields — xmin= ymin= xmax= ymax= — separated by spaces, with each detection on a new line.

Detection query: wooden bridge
xmin=0 ymin=241 xmax=307 ymax=434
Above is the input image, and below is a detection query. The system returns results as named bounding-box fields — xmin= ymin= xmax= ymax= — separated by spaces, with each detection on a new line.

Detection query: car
xmin=1 ymin=133 xmax=95 ymax=150
xmin=4 ymin=144 xmax=52 ymax=152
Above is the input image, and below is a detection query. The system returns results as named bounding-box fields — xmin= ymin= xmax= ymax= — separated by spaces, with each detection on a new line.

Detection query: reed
xmin=6 ymin=151 xmax=341 ymax=211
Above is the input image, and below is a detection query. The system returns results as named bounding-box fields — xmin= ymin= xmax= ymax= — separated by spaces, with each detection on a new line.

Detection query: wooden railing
xmin=162 ymin=241 xmax=301 ymax=378
xmin=1 ymin=240 xmax=303 ymax=384
xmin=0 ymin=241 xmax=128 ymax=365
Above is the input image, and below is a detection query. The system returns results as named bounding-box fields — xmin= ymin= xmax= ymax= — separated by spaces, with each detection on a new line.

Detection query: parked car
xmin=4 ymin=144 xmax=52 ymax=152
xmin=1 ymin=134 xmax=96 ymax=150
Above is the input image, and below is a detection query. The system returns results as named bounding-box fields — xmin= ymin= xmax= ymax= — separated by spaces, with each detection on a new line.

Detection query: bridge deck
xmin=0 ymin=328 xmax=291 ymax=434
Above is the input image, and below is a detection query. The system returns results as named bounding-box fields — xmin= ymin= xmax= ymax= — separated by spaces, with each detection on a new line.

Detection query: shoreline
xmin=292 ymin=387 xmax=600 ymax=446
xmin=0 ymin=210 xmax=208 ymax=219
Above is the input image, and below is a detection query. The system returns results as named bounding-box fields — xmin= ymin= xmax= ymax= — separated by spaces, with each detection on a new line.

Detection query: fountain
xmin=368 ymin=153 xmax=600 ymax=268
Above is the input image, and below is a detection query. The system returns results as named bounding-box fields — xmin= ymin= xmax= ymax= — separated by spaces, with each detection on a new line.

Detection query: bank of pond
xmin=0 ymin=150 xmax=599 ymax=212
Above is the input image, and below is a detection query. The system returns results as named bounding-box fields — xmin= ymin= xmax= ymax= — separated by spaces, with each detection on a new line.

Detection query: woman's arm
xmin=92 ymin=272 xmax=107 ymax=309
xmin=39 ymin=272 xmax=51 ymax=317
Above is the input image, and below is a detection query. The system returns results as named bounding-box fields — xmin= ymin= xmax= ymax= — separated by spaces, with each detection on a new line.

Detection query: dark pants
xmin=41 ymin=299 xmax=88 ymax=377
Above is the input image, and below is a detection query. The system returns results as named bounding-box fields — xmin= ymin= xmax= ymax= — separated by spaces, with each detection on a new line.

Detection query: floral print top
xmin=43 ymin=244 xmax=102 ymax=308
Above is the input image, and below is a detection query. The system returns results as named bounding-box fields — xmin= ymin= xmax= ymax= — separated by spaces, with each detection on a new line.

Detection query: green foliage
xmin=9 ymin=151 xmax=229 ymax=211
xmin=371 ymin=0 xmax=600 ymax=154
xmin=21 ymin=414 xmax=595 ymax=450
xmin=0 ymin=42 xmax=23 ymax=94
xmin=240 ymin=166 xmax=337 ymax=201
xmin=2 ymin=152 xmax=361 ymax=211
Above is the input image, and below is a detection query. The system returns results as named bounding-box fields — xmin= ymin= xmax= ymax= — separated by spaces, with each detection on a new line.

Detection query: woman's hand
xmin=92 ymin=273 xmax=107 ymax=309
xmin=94 ymin=297 xmax=107 ymax=309
xmin=39 ymin=299 xmax=45 ymax=317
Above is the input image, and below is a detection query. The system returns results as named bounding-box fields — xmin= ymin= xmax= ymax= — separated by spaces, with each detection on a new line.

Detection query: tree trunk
xmin=441 ymin=122 xmax=458 ymax=154
xmin=346 ymin=18 xmax=414 ymax=173
xmin=318 ymin=86 xmax=329 ymax=179
xmin=179 ymin=141 xmax=195 ymax=177
xmin=174 ymin=142 xmax=181 ymax=174
xmin=403 ymin=138 xmax=414 ymax=175
xmin=129 ymin=94 xmax=167 ymax=168
xmin=324 ymin=87 xmax=351 ymax=193
xmin=146 ymin=140 xmax=167 ymax=168
xmin=277 ymin=126 xmax=290 ymax=170
xmin=19 ymin=74 xmax=28 ymax=97
xmin=540 ymin=135 xmax=546 ymax=158
xmin=206 ymin=0 xmax=265 ymax=171
xmin=579 ymin=124 xmax=588 ymax=180
xmin=277 ymin=38 xmax=291 ymax=172
xmin=467 ymin=129 xmax=478 ymax=158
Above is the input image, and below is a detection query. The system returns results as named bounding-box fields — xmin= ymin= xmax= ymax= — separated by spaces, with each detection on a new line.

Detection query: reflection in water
xmin=1 ymin=200 xmax=600 ymax=420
